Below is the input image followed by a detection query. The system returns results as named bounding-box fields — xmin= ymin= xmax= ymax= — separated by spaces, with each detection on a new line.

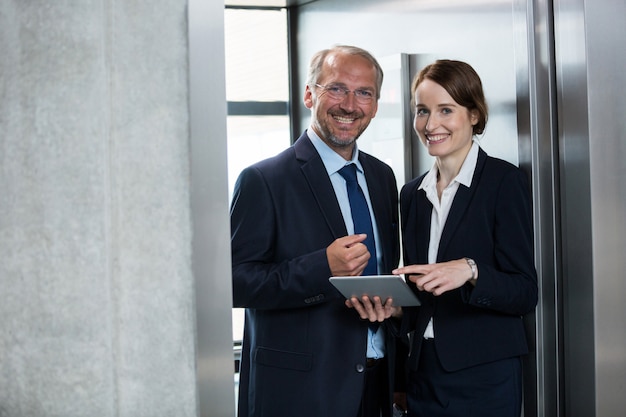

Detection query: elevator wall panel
xmin=555 ymin=0 xmax=626 ymax=415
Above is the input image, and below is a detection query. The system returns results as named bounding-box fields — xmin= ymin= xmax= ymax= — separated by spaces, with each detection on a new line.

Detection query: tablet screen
xmin=329 ymin=275 xmax=421 ymax=306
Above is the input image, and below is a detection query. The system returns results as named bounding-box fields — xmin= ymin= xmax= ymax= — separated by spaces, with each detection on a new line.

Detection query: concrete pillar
xmin=0 ymin=1 xmax=231 ymax=416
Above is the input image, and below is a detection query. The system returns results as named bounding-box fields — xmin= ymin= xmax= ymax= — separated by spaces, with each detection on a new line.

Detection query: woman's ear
xmin=470 ymin=109 xmax=479 ymax=126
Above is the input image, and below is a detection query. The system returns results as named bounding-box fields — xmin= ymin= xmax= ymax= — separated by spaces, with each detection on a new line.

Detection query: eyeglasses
xmin=314 ymin=84 xmax=375 ymax=104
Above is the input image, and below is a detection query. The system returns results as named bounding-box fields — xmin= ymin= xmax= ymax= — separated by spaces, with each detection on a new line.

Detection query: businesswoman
xmin=392 ymin=60 xmax=538 ymax=417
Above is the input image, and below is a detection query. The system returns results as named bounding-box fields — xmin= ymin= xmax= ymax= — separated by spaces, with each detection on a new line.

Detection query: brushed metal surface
xmin=189 ymin=1 xmax=236 ymax=416
xmin=555 ymin=0 xmax=626 ymax=416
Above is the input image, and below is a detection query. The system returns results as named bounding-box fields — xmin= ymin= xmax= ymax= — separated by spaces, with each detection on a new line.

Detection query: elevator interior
xmin=205 ymin=1 xmax=626 ymax=416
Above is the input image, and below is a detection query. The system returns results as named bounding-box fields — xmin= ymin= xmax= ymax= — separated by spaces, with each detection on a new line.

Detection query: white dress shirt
xmin=418 ymin=141 xmax=479 ymax=339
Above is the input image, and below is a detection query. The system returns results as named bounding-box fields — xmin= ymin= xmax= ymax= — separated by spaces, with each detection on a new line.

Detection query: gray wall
xmin=0 ymin=1 xmax=234 ymax=416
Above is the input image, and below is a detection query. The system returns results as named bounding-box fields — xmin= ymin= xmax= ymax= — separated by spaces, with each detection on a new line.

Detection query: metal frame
xmin=188 ymin=1 xmax=236 ymax=416
xmin=513 ymin=0 xmax=563 ymax=415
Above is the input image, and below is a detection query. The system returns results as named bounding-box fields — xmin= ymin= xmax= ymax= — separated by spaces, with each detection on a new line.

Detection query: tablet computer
xmin=329 ymin=275 xmax=421 ymax=306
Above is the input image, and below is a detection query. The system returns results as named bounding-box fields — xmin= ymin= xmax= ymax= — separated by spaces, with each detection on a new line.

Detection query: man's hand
xmin=327 ymin=234 xmax=371 ymax=277
xmin=345 ymin=295 xmax=399 ymax=322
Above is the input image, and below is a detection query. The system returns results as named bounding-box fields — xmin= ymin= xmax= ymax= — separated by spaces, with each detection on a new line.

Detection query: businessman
xmin=231 ymin=45 xmax=400 ymax=417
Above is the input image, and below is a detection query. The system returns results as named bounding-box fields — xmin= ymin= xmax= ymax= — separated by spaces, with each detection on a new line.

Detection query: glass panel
xmin=224 ymin=8 xmax=288 ymax=102
xmin=226 ymin=115 xmax=291 ymax=201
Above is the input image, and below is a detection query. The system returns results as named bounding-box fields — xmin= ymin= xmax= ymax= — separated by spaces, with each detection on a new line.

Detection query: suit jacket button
xmin=355 ymin=364 xmax=365 ymax=373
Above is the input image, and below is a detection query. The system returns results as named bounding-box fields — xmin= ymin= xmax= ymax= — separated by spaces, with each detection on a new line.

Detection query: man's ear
xmin=303 ymin=85 xmax=314 ymax=109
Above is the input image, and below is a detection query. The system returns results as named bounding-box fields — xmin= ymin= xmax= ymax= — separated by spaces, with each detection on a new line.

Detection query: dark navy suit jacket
xmin=399 ymin=148 xmax=538 ymax=372
xmin=231 ymin=132 xmax=400 ymax=417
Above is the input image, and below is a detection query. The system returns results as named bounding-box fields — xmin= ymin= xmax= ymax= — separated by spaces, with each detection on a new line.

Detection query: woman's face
xmin=413 ymin=79 xmax=478 ymax=161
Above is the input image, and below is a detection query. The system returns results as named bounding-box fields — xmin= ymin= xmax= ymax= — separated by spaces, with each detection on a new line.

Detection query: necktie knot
xmin=338 ymin=164 xmax=358 ymax=184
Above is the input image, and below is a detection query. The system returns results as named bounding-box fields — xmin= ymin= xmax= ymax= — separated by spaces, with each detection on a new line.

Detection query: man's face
xmin=304 ymin=52 xmax=379 ymax=156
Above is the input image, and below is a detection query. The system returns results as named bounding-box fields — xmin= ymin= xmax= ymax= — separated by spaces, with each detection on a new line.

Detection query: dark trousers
xmin=407 ymin=339 xmax=522 ymax=417
xmin=358 ymin=357 xmax=390 ymax=417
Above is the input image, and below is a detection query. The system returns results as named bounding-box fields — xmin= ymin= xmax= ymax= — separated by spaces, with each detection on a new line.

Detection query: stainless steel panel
xmin=553 ymin=2 xmax=595 ymax=415
xmin=555 ymin=0 xmax=626 ymax=416
xmin=584 ymin=2 xmax=626 ymax=413
xmin=513 ymin=1 xmax=562 ymax=415
xmin=189 ymin=1 xmax=236 ymax=416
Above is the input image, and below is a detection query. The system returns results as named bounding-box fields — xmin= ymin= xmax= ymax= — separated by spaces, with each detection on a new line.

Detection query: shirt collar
xmin=419 ymin=140 xmax=479 ymax=190
xmin=307 ymin=128 xmax=363 ymax=175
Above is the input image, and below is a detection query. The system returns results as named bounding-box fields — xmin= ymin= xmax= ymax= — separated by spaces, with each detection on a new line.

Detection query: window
xmin=224 ymin=7 xmax=291 ymax=201
xmin=224 ymin=7 xmax=291 ymax=349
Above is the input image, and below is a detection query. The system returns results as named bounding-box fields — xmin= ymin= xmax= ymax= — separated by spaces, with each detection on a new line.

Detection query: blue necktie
xmin=338 ymin=163 xmax=378 ymax=276
xmin=339 ymin=164 xmax=379 ymax=331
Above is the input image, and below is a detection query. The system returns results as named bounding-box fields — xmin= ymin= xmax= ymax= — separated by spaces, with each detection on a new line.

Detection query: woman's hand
xmin=393 ymin=259 xmax=476 ymax=296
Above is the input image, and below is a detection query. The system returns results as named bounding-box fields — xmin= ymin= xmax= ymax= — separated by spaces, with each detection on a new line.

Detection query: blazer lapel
xmin=437 ymin=148 xmax=487 ymax=259
xmin=401 ymin=178 xmax=431 ymax=265
xmin=294 ymin=133 xmax=347 ymax=239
